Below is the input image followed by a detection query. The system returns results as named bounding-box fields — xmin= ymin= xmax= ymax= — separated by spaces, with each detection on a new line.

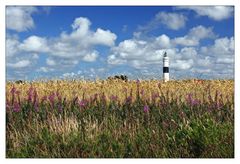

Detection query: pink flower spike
xmin=10 ymin=86 xmax=16 ymax=94
xmin=79 ymin=99 xmax=87 ymax=108
xmin=144 ymin=105 xmax=150 ymax=113
xmin=13 ymin=102 xmax=20 ymax=112
xmin=110 ymin=95 xmax=118 ymax=101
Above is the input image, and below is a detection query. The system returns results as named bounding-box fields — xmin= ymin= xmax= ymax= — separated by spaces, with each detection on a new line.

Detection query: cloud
xmin=180 ymin=47 xmax=197 ymax=60
xmin=107 ymin=37 xmax=175 ymax=68
xmin=61 ymin=67 xmax=107 ymax=80
xmin=6 ymin=17 xmax=117 ymax=79
xmin=6 ymin=8 xmax=234 ymax=80
xmin=6 ymin=35 xmax=20 ymax=57
xmin=82 ymin=51 xmax=99 ymax=62
xmin=8 ymin=60 xmax=31 ymax=68
xmin=41 ymin=17 xmax=116 ymax=69
xmin=138 ymin=11 xmax=187 ymax=35
xmin=59 ymin=17 xmax=116 ymax=49
xmin=19 ymin=35 xmax=49 ymax=52
xmin=7 ymin=16 xmax=117 ymax=59
xmin=173 ymin=25 xmax=215 ymax=46
xmin=46 ymin=17 xmax=116 ymax=62
xmin=155 ymin=12 xmax=187 ymax=30
xmin=37 ymin=67 xmax=55 ymax=73
xmin=200 ymin=37 xmax=234 ymax=65
xmin=91 ymin=28 xmax=117 ymax=46
xmin=155 ymin=34 xmax=171 ymax=48
xmin=107 ymin=24 xmax=234 ymax=79
xmin=108 ymin=25 xmax=215 ymax=69
xmin=6 ymin=6 xmax=37 ymax=32
xmin=177 ymin=6 xmax=233 ymax=21
xmin=46 ymin=58 xmax=56 ymax=66
xmin=172 ymin=59 xmax=194 ymax=70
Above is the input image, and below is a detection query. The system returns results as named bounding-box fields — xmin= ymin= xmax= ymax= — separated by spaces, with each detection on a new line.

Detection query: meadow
xmin=6 ymin=79 xmax=234 ymax=158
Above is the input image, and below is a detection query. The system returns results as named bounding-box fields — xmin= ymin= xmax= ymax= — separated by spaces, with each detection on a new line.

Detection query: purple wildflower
xmin=125 ymin=96 xmax=132 ymax=104
xmin=192 ymin=99 xmax=201 ymax=106
xmin=34 ymin=101 xmax=39 ymax=112
xmin=186 ymin=93 xmax=193 ymax=102
xmin=13 ymin=102 xmax=20 ymax=112
xmin=110 ymin=95 xmax=118 ymax=101
xmin=101 ymin=93 xmax=107 ymax=103
xmin=144 ymin=105 xmax=150 ymax=113
xmin=6 ymin=101 xmax=11 ymax=111
xmin=57 ymin=103 xmax=63 ymax=112
xmin=10 ymin=86 xmax=16 ymax=94
xmin=27 ymin=86 xmax=34 ymax=103
xmin=215 ymin=102 xmax=221 ymax=109
xmin=33 ymin=89 xmax=38 ymax=103
xmin=79 ymin=99 xmax=88 ymax=108
xmin=48 ymin=92 xmax=55 ymax=102
xmin=186 ymin=93 xmax=200 ymax=106
xmin=56 ymin=91 xmax=60 ymax=97
xmin=48 ymin=92 xmax=55 ymax=109
xmin=151 ymin=92 xmax=159 ymax=101
xmin=136 ymin=79 xmax=140 ymax=86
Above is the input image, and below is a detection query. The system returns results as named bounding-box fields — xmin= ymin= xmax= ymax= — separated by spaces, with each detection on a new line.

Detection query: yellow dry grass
xmin=6 ymin=79 xmax=234 ymax=105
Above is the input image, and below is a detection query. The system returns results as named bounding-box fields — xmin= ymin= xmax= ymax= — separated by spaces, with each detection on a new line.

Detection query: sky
xmin=6 ymin=6 xmax=234 ymax=81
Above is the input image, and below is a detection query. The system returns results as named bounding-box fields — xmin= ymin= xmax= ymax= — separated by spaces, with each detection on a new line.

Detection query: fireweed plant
xmin=6 ymin=79 xmax=234 ymax=158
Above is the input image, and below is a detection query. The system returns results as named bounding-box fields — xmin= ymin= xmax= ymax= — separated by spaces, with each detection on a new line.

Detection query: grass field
xmin=6 ymin=79 xmax=234 ymax=158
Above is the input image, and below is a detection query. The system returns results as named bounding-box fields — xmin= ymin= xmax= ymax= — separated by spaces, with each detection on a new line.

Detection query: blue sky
xmin=6 ymin=6 xmax=234 ymax=80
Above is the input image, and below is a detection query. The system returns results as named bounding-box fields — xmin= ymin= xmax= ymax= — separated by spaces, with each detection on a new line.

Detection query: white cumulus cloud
xmin=155 ymin=34 xmax=171 ymax=48
xmin=200 ymin=37 xmax=234 ymax=65
xmin=107 ymin=25 xmax=234 ymax=79
xmin=173 ymin=25 xmax=215 ymax=46
xmin=6 ymin=6 xmax=37 ymax=32
xmin=19 ymin=35 xmax=49 ymax=52
xmin=6 ymin=35 xmax=20 ymax=57
xmin=137 ymin=11 xmax=187 ymax=36
xmin=82 ymin=51 xmax=99 ymax=62
xmin=177 ymin=6 xmax=233 ymax=21
xmin=6 ymin=17 xmax=117 ymax=77
xmin=155 ymin=12 xmax=187 ymax=30
xmin=8 ymin=60 xmax=31 ymax=68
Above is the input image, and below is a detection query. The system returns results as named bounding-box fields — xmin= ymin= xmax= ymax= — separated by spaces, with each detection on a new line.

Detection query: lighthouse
xmin=163 ymin=52 xmax=169 ymax=82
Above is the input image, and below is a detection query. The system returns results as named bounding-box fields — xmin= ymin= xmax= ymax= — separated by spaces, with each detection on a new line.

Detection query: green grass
xmin=6 ymin=80 xmax=234 ymax=158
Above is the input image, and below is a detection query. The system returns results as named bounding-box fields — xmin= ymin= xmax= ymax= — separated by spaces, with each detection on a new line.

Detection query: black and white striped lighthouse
xmin=163 ymin=52 xmax=169 ymax=82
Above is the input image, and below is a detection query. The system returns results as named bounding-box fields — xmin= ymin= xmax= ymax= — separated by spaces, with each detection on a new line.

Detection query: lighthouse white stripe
xmin=163 ymin=73 xmax=169 ymax=82
xmin=163 ymin=62 xmax=169 ymax=67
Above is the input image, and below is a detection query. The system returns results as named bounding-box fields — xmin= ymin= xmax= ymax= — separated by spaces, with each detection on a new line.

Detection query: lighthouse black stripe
xmin=163 ymin=67 xmax=169 ymax=73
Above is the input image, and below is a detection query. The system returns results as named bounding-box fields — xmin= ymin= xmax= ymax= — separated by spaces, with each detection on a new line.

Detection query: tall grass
xmin=6 ymin=79 xmax=234 ymax=158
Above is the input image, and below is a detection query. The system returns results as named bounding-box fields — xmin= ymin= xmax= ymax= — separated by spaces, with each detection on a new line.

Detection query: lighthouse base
xmin=163 ymin=73 xmax=169 ymax=82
